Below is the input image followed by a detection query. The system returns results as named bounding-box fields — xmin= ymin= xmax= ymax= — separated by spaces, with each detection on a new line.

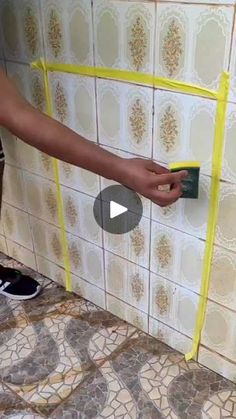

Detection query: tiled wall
xmin=0 ymin=0 xmax=236 ymax=383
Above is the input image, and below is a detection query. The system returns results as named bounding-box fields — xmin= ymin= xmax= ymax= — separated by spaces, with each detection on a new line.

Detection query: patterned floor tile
xmin=0 ymin=382 xmax=43 ymax=418
xmin=0 ymin=283 xmax=135 ymax=415
xmin=0 ymin=256 xmax=236 ymax=418
xmin=51 ymin=333 xmax=236 ymax=418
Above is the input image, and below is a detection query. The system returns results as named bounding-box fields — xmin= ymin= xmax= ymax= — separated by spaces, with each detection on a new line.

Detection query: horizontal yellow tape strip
xmin=169 ymin=161 xmax=201 ymax=170
xmin=31 ymin=59 xmax=218 ymax=100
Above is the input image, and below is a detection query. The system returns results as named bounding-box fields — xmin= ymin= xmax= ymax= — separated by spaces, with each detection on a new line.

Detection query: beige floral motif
xmin=129 ymin=99 xmax=146 ymax=144
xmin=24 ymin=7 xmax=38 ymax=55
xmin=45 ymin=188 xmax=57 ymax=219
xmin=51 ymin=233 xmax=62 ymax=260
xmin=160 ymin=105 xmax=178 ymax=153
xmin=32 ymin=76 xmax=44 ymax=111
xmin=155 ymin=285 xmax=169 ymax=315
xmin=65 ymin=196 xmax=78 ymax=227
xmin=156 ymin=234 xmax=172 ymax=269
xmin=40 ymin=152 xmax=51 ymax=172
xmin=162 ymin=206 xmax=172 ymax=216
xmin=55 ymin=82 xmax=67 ymax=123
xmin=131 ymin=227 xmax=145 ymax=256
xmin=129 ymin=16 xmax=147 ymax=71
xmin=131 ymin=273 xmax=144 ymax=302
xmin=48 ymin=8 xmax=62 ymax=58
xmin=69 ymin=242 xmax=81 ymax=269
xmin=162 ymin=19 xmax=183 ymax=77
xmin=62 ymin=162 xmax=73 ymax=178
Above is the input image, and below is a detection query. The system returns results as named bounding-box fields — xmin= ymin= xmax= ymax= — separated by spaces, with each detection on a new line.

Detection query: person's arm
xmin=0 ymin=68 xmax=187 ymax=207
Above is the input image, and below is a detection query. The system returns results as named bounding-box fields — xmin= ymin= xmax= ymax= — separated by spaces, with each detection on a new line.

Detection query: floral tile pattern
xmin=0 ymin=0 xmax=43 ymax=63
xmin=154 ymin=90 xmax=216 ymax=176
xmin=156 ymin=4 xmax=234 ymax=90
xmin=41 ymin=0 xmax=94 ymax=65
xmin=94 ymin=0 xmax=155 ymax=74
xmin=97 ymin=78 xmax=153 ymax=157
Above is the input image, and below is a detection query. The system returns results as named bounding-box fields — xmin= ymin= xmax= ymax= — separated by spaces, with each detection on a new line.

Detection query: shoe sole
xmin=0 ymin=284 xmax=42 ymax=300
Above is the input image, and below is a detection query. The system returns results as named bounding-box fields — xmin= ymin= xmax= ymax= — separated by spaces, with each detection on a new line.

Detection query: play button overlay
xmin=93 ymin=185 xmax=143 ymax=234
xmin=110 ymin=201 xmax=128 ymax=219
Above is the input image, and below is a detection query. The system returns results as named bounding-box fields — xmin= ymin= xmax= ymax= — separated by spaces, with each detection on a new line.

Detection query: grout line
xmin=227 ymin=4 xmax=236 ymax=73
xmin=0 ymin=379 xmax=48 ymax=419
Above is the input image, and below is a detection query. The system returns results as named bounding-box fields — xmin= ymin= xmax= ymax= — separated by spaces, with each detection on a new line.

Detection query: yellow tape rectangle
xmin=32 ymin=58 xmax=230 ymax=357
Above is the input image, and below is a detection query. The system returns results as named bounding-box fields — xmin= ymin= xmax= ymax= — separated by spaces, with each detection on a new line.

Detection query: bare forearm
xmin=0 ymin=69 xmax=187 ymax=207
xmin=4 ymin=101 xmax=124 ymax=182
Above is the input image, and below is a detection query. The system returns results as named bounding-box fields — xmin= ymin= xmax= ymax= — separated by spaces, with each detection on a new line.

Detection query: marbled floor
xmin=0 ymin=254 xmax=235 ymax=418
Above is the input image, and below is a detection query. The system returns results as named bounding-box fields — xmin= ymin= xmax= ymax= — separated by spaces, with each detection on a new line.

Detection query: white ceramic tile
xmin=17 ymin=140 xmax=54 ymax=181
xmin=154 ymin=89 xmax=216 ymax=177
xmin=23 ymin=171 xmax=59 ymax=225
xmin=31 ymin=216 xmax=105 ymax=289
xmin=107 ymin=293 xmax=148 ymax=332
xmin=0 ymin=235 xmax=8 ymax=255
xmin=202 ymin=299 xmax=236 ymax=360
xmin=150 ymin=220 xmax=204 ymax=294
xmin=209 ymin=245 xmax=236 ymax=312
xmin=216 ymin=181 xmax=236 ymax=252
xmin=229 ymin=20 xmax=236 ymax=102
xmin=7 ymin=239 xmax=36 ymax=270
xmin=155 ymin=4 xmax=234 ymax=90
xmin=150 ymin=272 xmax=199 ymax=338
xmin=152 ymin=173 xmax=210 ymax=241
xmin=2 ymin=203 xmax=33 ymax=250
xmin=149 ymin=316 xmax=192 ymax=355
xmin=3 ymin=165 xmax=26 ymax=211
xmin=36 ymin=254 xmax=66 ymax=286
xmin=161 ymin=0 xmax=233 ymax=4
xmin=59 ymin=161 xmax=100 ymax=197
xmin=222 ymin=103 xmax=236 ymax=184
xmin=36 ymin=254 xmax=106 ymax=308
xmin=97 ymin=78 xmax=153 ymax=158
xmin=0 ymin=0 xmax=43 ymax=63
xmin=61 ymin=185 xmax=102 ymax=246
xmin=199 ymin=346 xmax=236 ymax=384
xmin=105 ymin=251 xmax=149 ymax=313
xmin=49 ymin=72 xmax=97 ymax=141
xmin=41 ymin=0 xmax=94 ymax=65
xmin=71 ymin=273 xmax=105 ymax=309
xmin=94 ymin=0 xmax=155 ymax=74
xmin=104 ymin=215 xmax=150 ymax=269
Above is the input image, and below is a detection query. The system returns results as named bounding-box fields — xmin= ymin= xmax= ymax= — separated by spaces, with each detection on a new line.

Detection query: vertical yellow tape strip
xmin=185 ymin=72 xmax=230 ymax=361
xmin=40 ymin=59 xmax=72 ymax=292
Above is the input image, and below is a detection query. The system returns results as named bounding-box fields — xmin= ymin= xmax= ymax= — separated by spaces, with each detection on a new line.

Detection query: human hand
xmin=118 ymin=158 xmax=188 ymax=207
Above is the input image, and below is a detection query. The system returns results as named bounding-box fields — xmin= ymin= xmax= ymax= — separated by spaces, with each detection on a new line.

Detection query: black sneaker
xmin=0 ymin=266 xmax=41 ymax=300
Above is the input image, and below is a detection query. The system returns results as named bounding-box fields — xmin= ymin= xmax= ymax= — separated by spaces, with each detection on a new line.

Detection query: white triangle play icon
xmin=110 ymin=201 xmax=128 ymax=219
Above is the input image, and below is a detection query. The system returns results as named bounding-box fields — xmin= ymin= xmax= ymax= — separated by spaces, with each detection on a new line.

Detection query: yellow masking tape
xmin=32 ymin=59 xmax=229 ymax=355
xmin=35 ymin=59 xmax=72 ymax=292
xmin=185 ymin=72 xmax=230 ymax=361
xmin=32 ymin=59 xmax=218 ymax=99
